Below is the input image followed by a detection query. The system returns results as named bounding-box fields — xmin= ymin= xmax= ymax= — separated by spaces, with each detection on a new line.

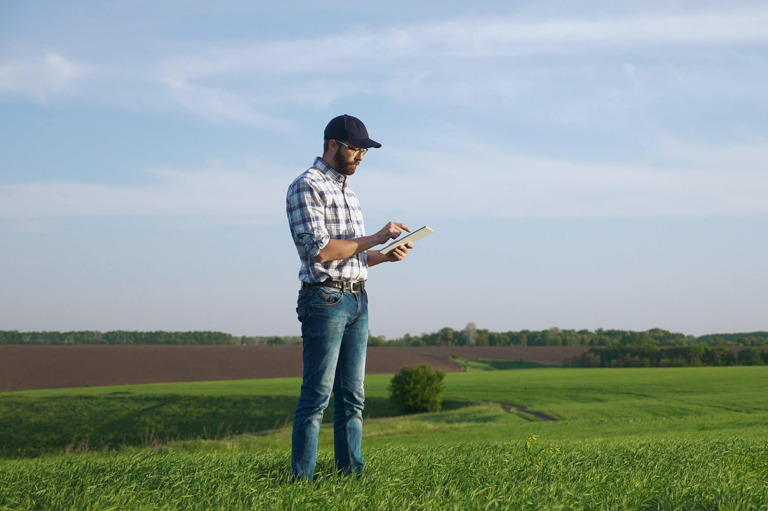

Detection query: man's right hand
xmin=375 ymin=222 xmax=411 ymax=244
xmin=314 ymin=222 xmax=412 ymax=263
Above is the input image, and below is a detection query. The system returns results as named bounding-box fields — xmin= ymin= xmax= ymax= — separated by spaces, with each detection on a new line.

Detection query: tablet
xmin=379 ymin=226 xmax=434 ymax=255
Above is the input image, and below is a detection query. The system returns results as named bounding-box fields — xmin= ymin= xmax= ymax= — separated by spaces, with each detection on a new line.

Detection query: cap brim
xmin=349 ymin=138 xmax=382 ymax=149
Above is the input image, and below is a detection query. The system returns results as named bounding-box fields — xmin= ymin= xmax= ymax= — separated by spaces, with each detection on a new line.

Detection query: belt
xmin=301 ymin=280 xmax=365 ymax=293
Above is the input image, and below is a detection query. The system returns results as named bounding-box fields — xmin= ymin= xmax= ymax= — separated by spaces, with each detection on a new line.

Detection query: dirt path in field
xmin=498 ymin=402 xmax=558 ymax=421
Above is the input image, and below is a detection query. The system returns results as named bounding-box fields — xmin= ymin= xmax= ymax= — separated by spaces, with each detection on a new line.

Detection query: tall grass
xmin=2 ymin=366 xmax=767 ymax=457
xmin=1 ymin=438 xmax=766 ymax=510
xmin=2 ymin=367 xmax=768 ymax=508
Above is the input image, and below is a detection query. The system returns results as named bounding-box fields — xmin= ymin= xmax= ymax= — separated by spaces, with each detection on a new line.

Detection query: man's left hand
xmin=384 ymin=242 xmax=414 ymax=262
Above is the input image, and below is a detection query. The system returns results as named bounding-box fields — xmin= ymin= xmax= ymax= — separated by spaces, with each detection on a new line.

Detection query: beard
xmin=333 ymin=147 xmax=358 ymax=176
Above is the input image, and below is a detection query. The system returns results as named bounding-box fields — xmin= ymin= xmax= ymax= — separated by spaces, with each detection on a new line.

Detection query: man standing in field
xmin=286 ymin=114 xmax=414 ymax=481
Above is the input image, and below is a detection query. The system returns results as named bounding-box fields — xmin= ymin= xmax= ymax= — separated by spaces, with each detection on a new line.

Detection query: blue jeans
xmin=292 ymin=285 xmax=369 ymax=481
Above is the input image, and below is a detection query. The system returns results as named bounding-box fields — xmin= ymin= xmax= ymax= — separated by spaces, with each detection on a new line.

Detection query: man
xmin=286 ymin=114 xmax=414 ymax=481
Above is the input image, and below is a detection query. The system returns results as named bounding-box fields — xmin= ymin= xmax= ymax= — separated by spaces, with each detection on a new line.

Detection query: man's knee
xmin=349 ymin=387 xmax=365 ymax=410
xmin=296 ymin=381 xmax=333 ymax=415
xmin=336 ymin=385 xmax=365 ymax=415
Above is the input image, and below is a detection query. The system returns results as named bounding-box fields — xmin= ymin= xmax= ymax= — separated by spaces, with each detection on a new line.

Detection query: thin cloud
xmin=2 ymin=139 xmax=767 ymax=221
xmin=161 ymin=8 xmax=768 ymax=81
xmin=0 ymin=163 xmax=289 ymax=219
xmin=143 ymin=7 xmax=768 ymax=125
xmin=161 ymin=78 xmax=296 ymax=130
xmin=4 ymin=8 xmax=766 ymax=126
xmin=0 ymin=53 xmax=89 ymax=102
xmin=658 ymin=135 xmax=768 ymax=170
xmin=423 ymin=9 xmax=768 ymax=53
xmin=357 ymin=136 xmax=768 ymax=219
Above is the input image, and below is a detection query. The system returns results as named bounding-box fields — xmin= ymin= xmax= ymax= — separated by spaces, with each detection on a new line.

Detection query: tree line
xmin=565 ymin=345 xmax=768 ymax=368
xmin=1 ymin=327 xmax=767 ymax=347
xmin=370 ymin=325 xmax=768 ymax=348
xmin=0 ymin=330 xmax=308 ymax=346
xmin=0 ymin=331 xmax=237 ymax=345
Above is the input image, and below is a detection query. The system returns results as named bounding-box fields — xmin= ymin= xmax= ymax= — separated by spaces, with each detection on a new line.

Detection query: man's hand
xmin=383 ymin=242 xmax=414 ymax=262
xmin=374 ymin=222 xmax=411 ymax=245
xmin=313 ymin=221 xmax=411 ymax=264
xmin=316 ymin=221 xmax=414 ymax=265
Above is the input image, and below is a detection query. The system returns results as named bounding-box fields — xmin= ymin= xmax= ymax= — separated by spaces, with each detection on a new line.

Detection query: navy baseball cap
xmin=324 ymin=114 xmax=382 ymax=149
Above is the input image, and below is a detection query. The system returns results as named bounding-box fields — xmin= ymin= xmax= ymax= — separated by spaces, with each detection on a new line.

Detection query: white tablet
xmin=379 ymin=226 xmax=434 ymax=255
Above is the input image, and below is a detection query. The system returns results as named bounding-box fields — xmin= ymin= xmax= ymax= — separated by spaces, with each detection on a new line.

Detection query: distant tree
xmin=368 ymin=333 xmax=386 ymax=347
xmin=702 ymin=347 xmax=736 ymax=366
xmin=581 ymin=352 xmax=602 ymax=367
xmin=737 ymin=348 xmax=765 ymax=366
xmin=461 ymin=322 xmax=477 ymax=346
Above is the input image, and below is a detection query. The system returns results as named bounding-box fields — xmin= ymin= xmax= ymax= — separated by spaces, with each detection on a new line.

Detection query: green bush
xmin=388 ymin=364 xmax=446 ymax=413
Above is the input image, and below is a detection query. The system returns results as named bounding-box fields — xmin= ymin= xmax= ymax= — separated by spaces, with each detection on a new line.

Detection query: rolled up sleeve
xmin=287 ymin=179 xmax=330 ymax=260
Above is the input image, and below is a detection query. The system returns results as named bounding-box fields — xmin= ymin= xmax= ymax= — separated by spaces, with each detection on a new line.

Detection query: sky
xmin=1 ymin=0 xmax=767 ymax=339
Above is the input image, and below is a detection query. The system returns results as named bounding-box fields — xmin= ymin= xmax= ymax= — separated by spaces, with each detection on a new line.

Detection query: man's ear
xmin=323 ymin=139 xmax=336 ymax=159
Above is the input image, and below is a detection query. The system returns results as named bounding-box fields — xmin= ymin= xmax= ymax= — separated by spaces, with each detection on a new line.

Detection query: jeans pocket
xmin=311 ymin=287 xmax=343 ymax=308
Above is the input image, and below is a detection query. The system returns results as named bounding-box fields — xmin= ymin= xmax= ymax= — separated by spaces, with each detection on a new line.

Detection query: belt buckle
xmin=345 ymin=281 xmax=360 ymax=293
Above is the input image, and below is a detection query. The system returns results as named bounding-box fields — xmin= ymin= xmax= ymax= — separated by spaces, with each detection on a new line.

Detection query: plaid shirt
xmin=286 ymin=157 xmax=368 ymax=284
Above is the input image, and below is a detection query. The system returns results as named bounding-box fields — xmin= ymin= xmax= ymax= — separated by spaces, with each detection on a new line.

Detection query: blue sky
xmin=1 ymin=0 xmax=766 ymax=338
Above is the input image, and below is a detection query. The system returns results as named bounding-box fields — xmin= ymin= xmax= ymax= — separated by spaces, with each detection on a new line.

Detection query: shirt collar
xmin=313 ymin=157 xmax=346 ymax=187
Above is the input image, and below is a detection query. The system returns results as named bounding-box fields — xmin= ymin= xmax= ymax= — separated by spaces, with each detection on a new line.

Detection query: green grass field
xmin=2 ymin=365 xmax=767 ymax=509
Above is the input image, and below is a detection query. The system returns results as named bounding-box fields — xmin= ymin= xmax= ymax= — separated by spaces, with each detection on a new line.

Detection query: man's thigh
xmin=297 ymin=287 xmax=353 ymax=389
xmin=337 ymin=293 xmax=368 ymax=388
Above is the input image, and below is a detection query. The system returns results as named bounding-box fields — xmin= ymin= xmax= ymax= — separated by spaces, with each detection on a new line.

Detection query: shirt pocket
xmin=325 ymin=194 xmax=354 ymax=237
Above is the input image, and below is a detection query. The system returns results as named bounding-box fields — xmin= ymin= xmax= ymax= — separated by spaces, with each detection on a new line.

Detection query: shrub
xmin=388 ymin=364 xmax=446 ymax=413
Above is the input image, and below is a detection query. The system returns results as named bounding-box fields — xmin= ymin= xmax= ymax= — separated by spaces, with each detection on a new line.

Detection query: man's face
xmin=332 ymin=141 xmax=364 ymax=176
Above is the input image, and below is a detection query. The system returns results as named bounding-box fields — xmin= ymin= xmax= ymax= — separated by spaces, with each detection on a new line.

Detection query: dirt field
xmin=0 ymin=346 xmax=457 ymax=391
xmin=3 ymin=345 xmax=759 ymax=391
xmin=0 ymin=345 xmax=589 ymax=391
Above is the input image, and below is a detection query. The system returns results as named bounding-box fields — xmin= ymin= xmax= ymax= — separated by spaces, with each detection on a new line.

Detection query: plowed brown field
xmin=0 ymin=345 xmax=588 ymax=391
